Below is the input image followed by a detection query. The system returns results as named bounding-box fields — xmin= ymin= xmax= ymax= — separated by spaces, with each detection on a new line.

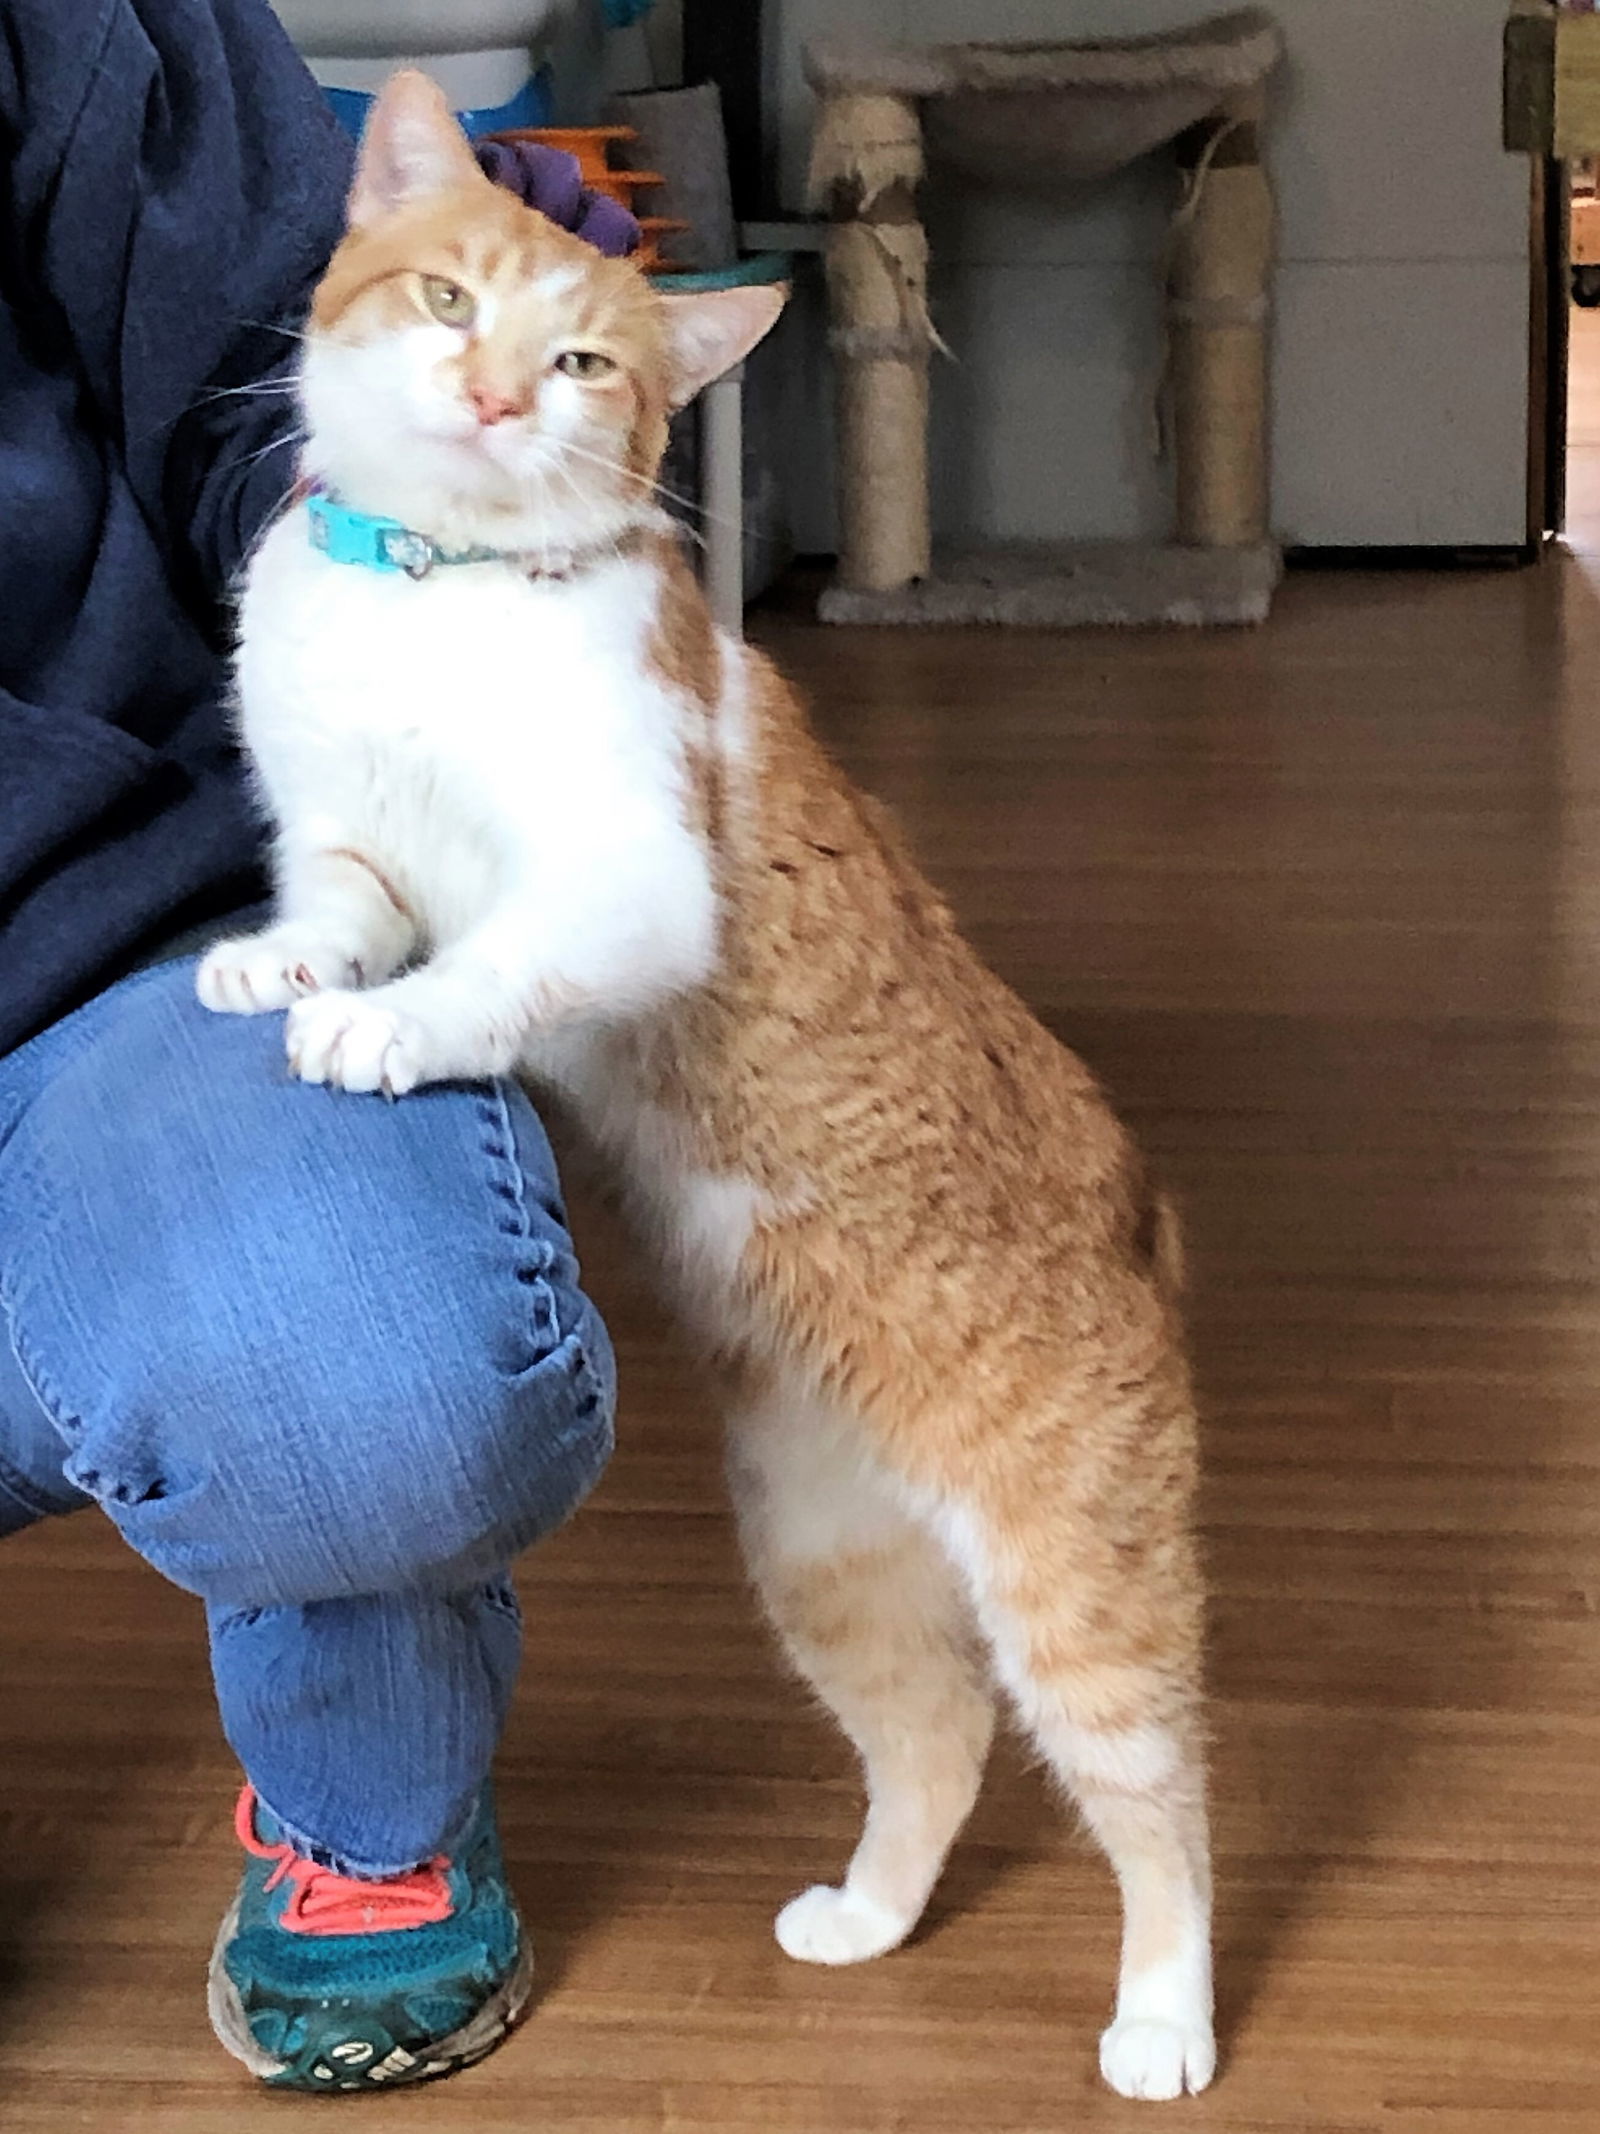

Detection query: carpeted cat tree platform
xmin=806 ymin=9 xmax=1284 ymax=627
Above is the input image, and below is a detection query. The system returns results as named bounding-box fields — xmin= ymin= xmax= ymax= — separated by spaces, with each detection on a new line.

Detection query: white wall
xmin=768 ymin=0 xmax=1534 ymax=549
xmin=546 ymin=0 xmax=683 ymax=118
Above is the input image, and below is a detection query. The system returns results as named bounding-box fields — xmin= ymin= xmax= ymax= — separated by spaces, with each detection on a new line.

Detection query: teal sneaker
xmin=208 ymin=1786 xmax=532 ymax=2093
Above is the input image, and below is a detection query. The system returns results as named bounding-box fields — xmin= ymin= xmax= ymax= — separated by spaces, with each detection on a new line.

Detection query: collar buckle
xmin=381 ymin=529 xmax=436 ymax=580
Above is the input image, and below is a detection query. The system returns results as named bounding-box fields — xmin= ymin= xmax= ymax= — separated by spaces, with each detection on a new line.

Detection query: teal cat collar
xmin=305 ymin=491 xmax=502 ymax=579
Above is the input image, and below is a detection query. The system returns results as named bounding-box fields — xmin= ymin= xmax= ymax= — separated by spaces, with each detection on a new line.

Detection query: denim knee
xmin=0 ymin=963 xmax=616 ymax=1610
xmin=72 ymin=1288 xmax=618 ymax=1604
xmin=82 ymin=1278 xmax=616 ymax=1610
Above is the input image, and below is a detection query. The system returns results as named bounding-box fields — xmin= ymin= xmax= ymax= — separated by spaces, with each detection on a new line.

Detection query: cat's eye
xmin=554 ymin=349 xmax=618 ymax=381
xmin=422 ymin=276 xmax=477 ymax=329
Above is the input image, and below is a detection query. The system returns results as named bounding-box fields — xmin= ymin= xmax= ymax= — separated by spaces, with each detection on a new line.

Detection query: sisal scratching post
xmin=809 ymin=94 xmax=931 ymax=593
xmin=806 ymin=13 xmax=1284 ymax=626
xmin=1169 ymin=94 xmax=1274 ymax=549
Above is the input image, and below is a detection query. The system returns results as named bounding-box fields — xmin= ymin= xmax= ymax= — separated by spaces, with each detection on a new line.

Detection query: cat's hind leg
xmin=727 ymin=1372 xmax=996 ymax=1967
xmin=942 ymin=1380 xmax=1214 ymax=2101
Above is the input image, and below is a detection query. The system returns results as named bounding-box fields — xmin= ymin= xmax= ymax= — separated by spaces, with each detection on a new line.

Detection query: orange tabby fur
xmin=314 ymin=185 xmax=683 ymax=504
xmin=581 ymin=648 xmax=1211 ymax=2062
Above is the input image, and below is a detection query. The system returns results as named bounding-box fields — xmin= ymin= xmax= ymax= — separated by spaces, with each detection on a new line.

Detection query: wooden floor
xmin=6 ymin=559 xmax=1600 ymax=2131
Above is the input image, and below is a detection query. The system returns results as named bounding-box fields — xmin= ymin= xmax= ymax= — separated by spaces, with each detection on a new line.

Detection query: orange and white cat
xmin=199 ymin=71 xmax=1215 ymax=2102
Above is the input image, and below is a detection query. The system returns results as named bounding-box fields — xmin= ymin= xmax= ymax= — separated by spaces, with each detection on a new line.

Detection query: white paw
xmin=196 ymin=928 xmax=368 ymax=1016
xmin=1099 ymin=2017 xmax=1216 ymax=2101
xmin=774 ymin=1885 xmax=911 ymax=1966
xmin=285 ymin=991 xmax=434 ymax=1097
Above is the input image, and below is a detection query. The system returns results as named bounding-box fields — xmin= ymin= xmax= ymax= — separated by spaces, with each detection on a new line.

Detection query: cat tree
xmin=807 ymin=9 xmax=1284 ymax=627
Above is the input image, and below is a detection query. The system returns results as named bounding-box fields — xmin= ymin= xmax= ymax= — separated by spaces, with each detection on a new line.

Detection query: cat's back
xmin=687 ymin=644 xmax=1156 ymax=1251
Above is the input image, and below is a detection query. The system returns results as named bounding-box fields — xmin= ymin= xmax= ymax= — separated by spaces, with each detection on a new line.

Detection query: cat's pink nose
xmin=467 ymin=383 xmax=525 ymax=427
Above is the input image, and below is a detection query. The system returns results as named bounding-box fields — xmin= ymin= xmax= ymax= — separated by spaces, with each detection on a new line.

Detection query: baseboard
xmin=1285 ymin=542 xmax=1540 ymax=571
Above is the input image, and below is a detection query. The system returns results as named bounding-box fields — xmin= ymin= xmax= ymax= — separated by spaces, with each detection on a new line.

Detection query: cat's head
xmin=300 ymin=71 xmax=784 ymax=555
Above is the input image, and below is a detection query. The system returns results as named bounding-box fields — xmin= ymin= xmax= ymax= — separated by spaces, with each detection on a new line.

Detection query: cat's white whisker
xmin=194 ymin=380 xmax=302 ymax=405
xmin=543 ymin=454 xmax=601 ymax=549
xmin=239 ymin=318 xmax=311 ymax=345
xmin=547 ymin=435 xmax=719 ymax=545
xmin=230 ymin=428 xmax=306 ymax=476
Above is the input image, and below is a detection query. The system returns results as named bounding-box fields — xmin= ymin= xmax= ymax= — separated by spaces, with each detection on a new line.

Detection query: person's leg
xmin=0 ymin=975 xmax=153 ymax=1539
xmin=0 ymin=1328 xmax=90 ymax=1537
xmin=0 ymin=961 xmax=614 ymax=2082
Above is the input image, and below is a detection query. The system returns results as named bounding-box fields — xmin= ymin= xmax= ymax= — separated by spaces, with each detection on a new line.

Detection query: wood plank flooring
xmin=5 ymin=557 xmax=1600 ymax=2130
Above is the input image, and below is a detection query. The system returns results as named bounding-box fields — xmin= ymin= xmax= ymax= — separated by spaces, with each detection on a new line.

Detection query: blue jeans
xmin=0 ymin=960 xmax=614 ymax=1876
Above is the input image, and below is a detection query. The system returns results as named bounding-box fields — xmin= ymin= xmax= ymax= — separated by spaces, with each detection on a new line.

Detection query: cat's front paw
xmin=774 ymin=1885 xmax=912 ymax=1966
xmin=285 ymin=990 xmax=436 ymax=1097
xmin=197 ymin=928 xmax=368 ymax=1016
xmin=1099 ymin=2017 xmax=1216 ymax=2101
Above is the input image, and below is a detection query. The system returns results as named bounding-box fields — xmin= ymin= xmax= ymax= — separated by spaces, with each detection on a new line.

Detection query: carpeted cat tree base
xmin=806 ymin=10 xmax=1284 ymax=629
xmin=817 ymin=541 xmax=1282 ymax=630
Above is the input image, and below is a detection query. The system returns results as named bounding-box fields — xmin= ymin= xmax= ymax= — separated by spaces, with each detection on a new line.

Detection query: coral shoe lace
xmin=235 ymin=1787 xmax=455 ymax=1936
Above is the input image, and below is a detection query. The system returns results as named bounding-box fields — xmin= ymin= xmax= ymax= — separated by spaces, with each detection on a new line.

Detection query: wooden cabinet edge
xmin=1507 ymin=0 xmax=1600 ymax=159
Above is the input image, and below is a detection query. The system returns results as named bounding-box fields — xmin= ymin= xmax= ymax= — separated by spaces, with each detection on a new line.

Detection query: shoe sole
xmin=206 ymin=1894 xmax=535 ymax=2093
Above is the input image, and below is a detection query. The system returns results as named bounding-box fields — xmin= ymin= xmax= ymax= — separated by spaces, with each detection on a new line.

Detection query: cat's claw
xmin=1098 ymin=2017 xmax=1216 ymax=2101
xmin=774 ymin=1885 xmax=912 ymax=1966
xmin=197 ymin=930 xmax=365 ymax=1016
xmin=286 ymin=991 xmax=429 ymax=1097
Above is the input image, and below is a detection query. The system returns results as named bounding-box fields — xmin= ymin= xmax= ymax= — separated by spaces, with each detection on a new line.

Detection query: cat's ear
xmin=348 ymin=69 xmax=489 ymax=229
xmin=657 ymin=284 xmax=787 ymax=411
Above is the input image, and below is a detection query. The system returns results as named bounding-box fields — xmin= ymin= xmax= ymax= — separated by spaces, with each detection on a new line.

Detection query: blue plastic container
xmin=322 ymin=70 xmax=553 ymax=143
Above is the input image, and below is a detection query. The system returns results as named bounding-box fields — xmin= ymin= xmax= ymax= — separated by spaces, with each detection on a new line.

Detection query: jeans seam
xmin=253 ymin=1789 xmax=444 ymax=1882
xmin=481 ymin=1575 xmax=522 ymax=1624
xmin=511 ymin=1337 xmax=614 ymax=1536
xmin=0 ymin=1292 xmax=80 ymax=1448
xmin=3 ymin=1268 xmax=189 ymax=1515
xmin=0 ymin=1299 xmax=88 ymax=1519
xmin=477 ymin=1084 xmax=562 ymax=1369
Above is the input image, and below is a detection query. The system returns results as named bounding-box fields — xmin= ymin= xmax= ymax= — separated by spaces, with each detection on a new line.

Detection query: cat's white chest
xmin=236 ymin=516 xmax=704 ymax=952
